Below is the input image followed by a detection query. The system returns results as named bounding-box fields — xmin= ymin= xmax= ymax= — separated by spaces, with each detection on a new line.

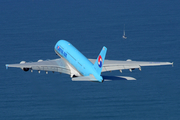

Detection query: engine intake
xmin=22 ymin=68 xmax=29 ymax=72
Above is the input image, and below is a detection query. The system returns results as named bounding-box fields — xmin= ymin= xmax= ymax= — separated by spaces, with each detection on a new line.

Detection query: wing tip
xmin=5 ymin=64 xmax=8 ymax=69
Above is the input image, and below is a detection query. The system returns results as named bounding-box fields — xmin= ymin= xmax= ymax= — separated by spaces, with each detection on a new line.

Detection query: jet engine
xmin=20 ymin=61 xmax=29 ymax=72
xmin=22 ymin=68 xmax=29 ymax=72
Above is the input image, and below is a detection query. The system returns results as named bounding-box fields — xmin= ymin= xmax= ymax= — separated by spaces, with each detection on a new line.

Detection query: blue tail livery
xmin=94 ymin=46 xmax=107 ymax=75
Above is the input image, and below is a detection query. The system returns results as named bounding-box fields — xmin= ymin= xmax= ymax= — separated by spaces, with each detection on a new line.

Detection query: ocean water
xmin=0 ymin=0 xmax=180 ymax=119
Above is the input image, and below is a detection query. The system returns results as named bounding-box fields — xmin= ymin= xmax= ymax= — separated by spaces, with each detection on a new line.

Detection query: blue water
xmin=0 ymin=0 xmax=180 ymax=119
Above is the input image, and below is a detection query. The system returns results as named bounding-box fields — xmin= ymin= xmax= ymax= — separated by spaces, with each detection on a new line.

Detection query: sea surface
xmin=0 ymin=0 xmax=180 ymax=119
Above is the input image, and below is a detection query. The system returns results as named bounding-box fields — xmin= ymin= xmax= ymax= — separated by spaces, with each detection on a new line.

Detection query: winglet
xmin=94 ymin=46 xmax=107 ymax=75
xmin=5 ymin=64 xmax=8 ymax=69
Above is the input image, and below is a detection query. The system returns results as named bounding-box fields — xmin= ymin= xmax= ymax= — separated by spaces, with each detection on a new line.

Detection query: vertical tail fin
xmin=94 ymin=46 xmax=107 ymax=75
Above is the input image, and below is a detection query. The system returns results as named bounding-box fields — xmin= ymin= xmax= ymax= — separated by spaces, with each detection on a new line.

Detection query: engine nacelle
xmin=20 ymin=61 xmax=26 ymax=64
xmin=38 ymin=59 xmax=43 ymax=62
xmin=71 ymin=74 xmax=78 ymax=78
xmin=20 ymin=61 xmax=29 ymax=71
xmin=126 ymin=59 xmax=132 ymax=61
xmin=22 ymin=68 xmax=29 ymax=72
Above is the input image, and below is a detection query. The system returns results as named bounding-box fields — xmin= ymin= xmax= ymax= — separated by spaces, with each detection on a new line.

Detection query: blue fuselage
xmin=54 ymin=40 xmax=103 ymax=82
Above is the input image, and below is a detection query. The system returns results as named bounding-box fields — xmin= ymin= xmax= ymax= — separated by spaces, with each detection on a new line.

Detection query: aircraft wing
xmin=6 ymin=58 xmax=70 ymax=74
xmin=89 ymin=59 xmax=173 ymax=72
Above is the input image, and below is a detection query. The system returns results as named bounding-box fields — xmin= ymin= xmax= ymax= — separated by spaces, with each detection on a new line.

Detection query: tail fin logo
xmin=98 ymin=55 xmax=102 ymax=68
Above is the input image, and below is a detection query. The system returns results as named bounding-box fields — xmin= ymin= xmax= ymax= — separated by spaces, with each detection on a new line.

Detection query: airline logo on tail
xmin=98 ymin=55 xmax=102 ymax=68
xmin=94 ymin=46 xmax=107 ymax=75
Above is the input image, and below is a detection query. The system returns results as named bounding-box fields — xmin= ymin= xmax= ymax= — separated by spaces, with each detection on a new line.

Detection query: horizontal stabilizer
xmin=72 ymin=75 xmax=136 ymax=82
xmin=72 ymin=76 xmax=99 ymax=82
xmin=102 ymin=75 xmax=136 ymax=81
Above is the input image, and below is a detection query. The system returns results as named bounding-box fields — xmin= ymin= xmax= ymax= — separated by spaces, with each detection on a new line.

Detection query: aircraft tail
xmin=94 ymin=46 xmax=107 ymax=75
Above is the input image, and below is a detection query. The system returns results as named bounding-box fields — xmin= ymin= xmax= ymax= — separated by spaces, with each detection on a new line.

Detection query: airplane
xmin=5 ymin=40 xmax=173 ymax=82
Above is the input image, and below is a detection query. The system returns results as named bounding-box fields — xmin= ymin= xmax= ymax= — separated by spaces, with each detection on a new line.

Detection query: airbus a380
xmin=6 ymin=40 xmax=173 ymax=82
